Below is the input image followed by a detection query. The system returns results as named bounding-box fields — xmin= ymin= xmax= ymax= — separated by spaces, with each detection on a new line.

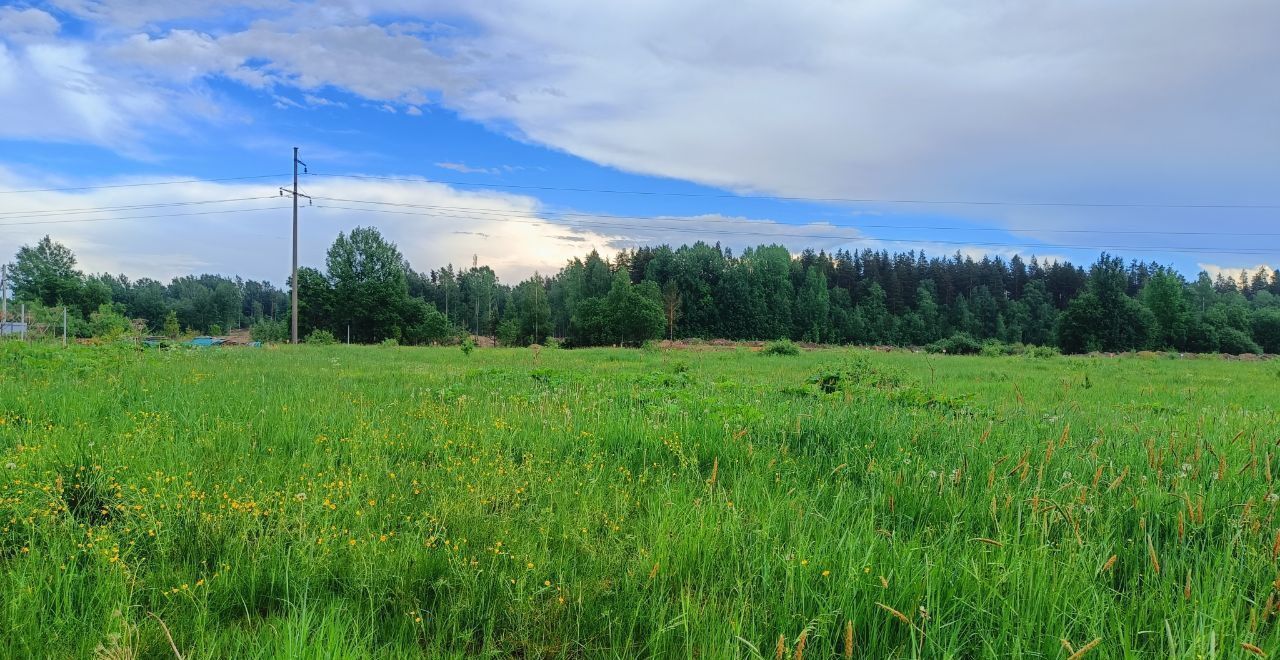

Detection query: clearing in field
xmin=1 ymin=343 xmax=1278 ymax=657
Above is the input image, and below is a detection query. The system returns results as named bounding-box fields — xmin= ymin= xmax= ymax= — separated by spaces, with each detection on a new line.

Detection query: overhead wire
xmin=0 ymin=174 xmax=291 ymax=194
xmin=0 ymin=196 xmax=283 ymax=219
xmin=0 ymin=205 xmax=291 ymax=228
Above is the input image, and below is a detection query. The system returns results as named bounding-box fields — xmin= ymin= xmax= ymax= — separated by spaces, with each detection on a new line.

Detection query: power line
xmin=309 ymin=195 xmax=1280 ymax=238
xmin=0 ymin=174 xmax=290 ymax=195
xmin=0 ymin=205 xmax=290 ymax=228
xmin=308 ymin=172 xmax=1280 ymax=210
xmin=0 ymin=196 xmax=281 ymax=219
xmin=309 ymin=203 xmax=1279 ymax=257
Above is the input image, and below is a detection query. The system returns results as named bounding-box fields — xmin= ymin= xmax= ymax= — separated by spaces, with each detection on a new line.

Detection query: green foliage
xmin=761 ymin=338 xmax=800 ymax=356
xmin=979 ymin=340 xmax=1012 ymax=357
xmin=460 ymin=336 xmax=475 ymax=356
xmin=13 ymin=235 xmax=1280 ymax=357
xmin=1142 ymin=269 xmax=1191 ymax=350
xmin=11 ymin=235 xmax=82 ymax=309
xmin=87 ymin=304 xmax=131 ymax=340
xmin=1024 ymin=345 xmax=1061 ymax=359
xmin=250 ymin=318 xmax=288 ymax=343
xmin=304 ymin=329 xmax=337 ymax=345
xmin=325 ymin=227 xmax=414 ymax=343
xmin=1218 ymin=326 xmax=1261 ymax=354
xmin=926 ymin=333 xmax=982 ymax=355
xmin=403 ymin=302 xmax=454 ymax=345
xmin=1057 ymin=255 xmax=1155 ymax=353
xmin=496 ymin=318 xmax=521 ymax=347
xmin=1251 ymin=308 xmax=1280 ymax=353
xmin=379 ymin=338 xmax=399 ymax=347
xmin=161 ymin=310 xmax=180 ymax=338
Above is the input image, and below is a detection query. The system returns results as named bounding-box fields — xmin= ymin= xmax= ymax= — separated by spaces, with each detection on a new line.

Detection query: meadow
xmin=1 ymin=342 xmax=1278 ymax=658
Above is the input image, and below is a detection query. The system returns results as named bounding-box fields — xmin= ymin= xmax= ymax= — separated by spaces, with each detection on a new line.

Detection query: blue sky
xmin=1 ymin=1 xmax=1277 ymax=285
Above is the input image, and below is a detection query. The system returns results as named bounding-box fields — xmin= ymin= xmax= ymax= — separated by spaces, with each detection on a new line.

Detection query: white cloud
xmin=46 ymin=0 xmax=276 ymax=31
xmin=0 ymin=7 xmax=59 ymax=38
xmin=1196 ymin=263 xmax=1277 ymax=282
xmin=435 ymin=162 xmax=497 ymax=175
xmin=0 ymin=40 xmax=168 ymax=148
xmin=0 ymin=169 xmax=621 ymax=282
xmin=441 ymin=0 xmax=1280 ymax=207
xmin=1 ymin=0 xmax=1277 ymax=272
xmin=9 ymin=1 xmax=1278 ymax=208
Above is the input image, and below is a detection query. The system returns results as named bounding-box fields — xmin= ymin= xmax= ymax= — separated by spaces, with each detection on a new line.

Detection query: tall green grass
xmin=1 ymin=341 xmax=1278 ymax=657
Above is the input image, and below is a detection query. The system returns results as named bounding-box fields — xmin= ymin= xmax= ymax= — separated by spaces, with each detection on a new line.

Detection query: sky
xmin=0 ymin=0 xmax=1277 ymax=286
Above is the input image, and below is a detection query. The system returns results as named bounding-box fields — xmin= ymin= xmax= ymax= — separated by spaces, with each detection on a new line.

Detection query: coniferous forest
xmin=7 ymin=231 xmax=1280 ymax=354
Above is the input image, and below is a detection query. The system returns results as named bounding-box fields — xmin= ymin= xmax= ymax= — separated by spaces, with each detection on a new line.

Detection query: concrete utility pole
xmin=62 ymin=307 xmax=67 ymax=347
xmin=1 ymin=263 xmax=7 ymax=324
xmin=283 ymin=148 xmax=309 ymax=344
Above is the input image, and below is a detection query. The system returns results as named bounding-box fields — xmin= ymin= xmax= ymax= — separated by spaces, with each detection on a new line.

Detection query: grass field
xmin=2 ymin=342 xmax=1279 ymax=658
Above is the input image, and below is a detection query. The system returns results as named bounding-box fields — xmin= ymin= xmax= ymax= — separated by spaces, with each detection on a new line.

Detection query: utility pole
xmin=282 ymin=148 xmax=309 ymax=344
xmin=62 ymin=307 xmax=67 ymax=347
xmin=0 ymin=263 xmax=7 ymax=325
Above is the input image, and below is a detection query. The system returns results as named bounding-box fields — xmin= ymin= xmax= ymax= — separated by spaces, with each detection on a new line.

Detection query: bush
xmin=380 ymin=338 xmax=399 ymax=347
xmin=304 ymin=329 xmax=337 ymax=345
xmin=1025 ymin=345 xmax=1061 ymax=359
xmin=162 ymin=310 xmax=180 ymax=338
xmin=641 ymin=339 xmax=662 ymax=353
xmin=250 ymin=319 xmax=288 ymax=343
xmin=461 ymin=336 xmax=476 ymax=356
xmin=979 ymin=340 xmax=1013 ymax=357
xmin=88 ymin=304 xmax=131 ymax=340
xmin=761 ymin=339 xmax=800 ymax=356
xmin=1218 ymin=327 xmax=1261 ymax=355
xmin=926 ymin=333 xmax=982 ymax=355
xmin=496 ymin=319 xmax=521 ymax=347
xmin=1252 ymin=309 xmax=1280 ymax=354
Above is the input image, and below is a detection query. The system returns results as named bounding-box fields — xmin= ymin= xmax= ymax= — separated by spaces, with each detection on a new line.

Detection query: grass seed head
xmin=1066 ymin=638 xmax=1101 ymax=660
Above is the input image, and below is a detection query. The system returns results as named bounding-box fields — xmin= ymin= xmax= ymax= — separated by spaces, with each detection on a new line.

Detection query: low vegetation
xmin=2 ymin=342 xmax=1278 ymax=656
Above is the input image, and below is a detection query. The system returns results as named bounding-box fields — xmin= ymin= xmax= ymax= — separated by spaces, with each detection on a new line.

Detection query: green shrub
xmin=380 ymin=338 xmax=399 ymax=347
xmin=88 ymin=304 xmax=131 ymax=340
xmin=1219 ymin=327 xmax=1261 ymax=355
xmin=461 ymin=336 xmax=476 ymax=356
xmin=1025 ymin=345 xmax=1061 ymax=359
xmin=304 ymin=329 xmax=337 ymax=345
xmin=761 ymin=339 xmax=800 ymax=356
xmin=496 ymin=319 xmax=521 ymax=347
xmin=926 ymin=333 xmax=982 ymax=355
xmin=250 ymin=319 xmax=288 ymax=343
xmin=162 ymin=310 xmax=180 ymax=338
xmin=979 ymin=340 xmax=1012 ymax=357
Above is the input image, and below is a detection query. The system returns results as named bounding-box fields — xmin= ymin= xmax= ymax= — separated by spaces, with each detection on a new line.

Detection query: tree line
xmin=5 ymin=231 xmax=1279 ymax=354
